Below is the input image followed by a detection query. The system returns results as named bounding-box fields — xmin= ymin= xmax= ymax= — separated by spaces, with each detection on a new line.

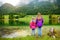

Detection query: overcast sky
xmin=0 ymin=0 xmax=49 ymax=6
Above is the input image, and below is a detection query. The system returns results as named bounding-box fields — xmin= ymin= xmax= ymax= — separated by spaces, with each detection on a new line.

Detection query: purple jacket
xmin=36 ymin=18 xmax=43 ymax=27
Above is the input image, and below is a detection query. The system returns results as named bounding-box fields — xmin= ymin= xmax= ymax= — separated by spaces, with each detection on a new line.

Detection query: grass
xmin=19 ymin=15 xmax=49 ymax=25
xmin=3 ymin=15 xmax=49 ymax=25
xmin=2 ymin=15 xmax=49 ymax=26
xmin=0 ymin=25 xmax=60 ymax=40
xmin=0 ymin=35 xmax=60 ymax=40
xmin=1 ymin=15 xmax=60 ymax=26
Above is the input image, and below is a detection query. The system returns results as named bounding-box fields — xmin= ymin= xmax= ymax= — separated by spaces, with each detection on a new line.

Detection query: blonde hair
xmin=36 ymin=12 xmax=42 ymax=19
xmin=37 ymin=12 xmax=41 ymax=15
xmin=30 ymin=16 xmax=36 ymax=22
xmin=32 ymin=16 xmax=35 ymax=19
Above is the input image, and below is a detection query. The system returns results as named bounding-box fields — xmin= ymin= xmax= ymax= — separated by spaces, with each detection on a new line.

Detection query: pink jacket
xmin=30 ymin=21 xmax=36 ymax=29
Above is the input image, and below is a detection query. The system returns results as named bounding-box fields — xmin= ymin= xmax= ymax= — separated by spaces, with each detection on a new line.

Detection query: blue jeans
xmin=31 ymin=29 xmax=35 ymax=36
xmin=38 ymin=27 xmax=42 ymax=36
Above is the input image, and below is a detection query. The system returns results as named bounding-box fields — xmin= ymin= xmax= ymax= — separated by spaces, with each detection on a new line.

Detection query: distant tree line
xmin=0 ymin=0 xmax=60 ymax=16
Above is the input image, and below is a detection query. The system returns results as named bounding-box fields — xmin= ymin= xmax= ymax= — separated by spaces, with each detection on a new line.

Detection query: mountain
xmin=0 ymin=3 xmax=15 ymax=14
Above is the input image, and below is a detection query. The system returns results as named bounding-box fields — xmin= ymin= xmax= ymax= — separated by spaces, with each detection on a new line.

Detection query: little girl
xmin=30 ymin=17 xmax=36 ymax=36
xmin=36 ymin=12 xmax=44 ymax=36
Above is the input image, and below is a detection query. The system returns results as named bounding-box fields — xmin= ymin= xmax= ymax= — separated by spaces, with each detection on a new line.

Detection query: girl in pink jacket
xmin=30 ymin=17 xmax=36 ymax=35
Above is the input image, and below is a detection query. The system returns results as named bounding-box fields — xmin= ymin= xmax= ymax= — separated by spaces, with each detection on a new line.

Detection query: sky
xmin=0 ymin=0 xmax=49 ymax=6
xmin=0 ymin=0 xmax=31 ymax=6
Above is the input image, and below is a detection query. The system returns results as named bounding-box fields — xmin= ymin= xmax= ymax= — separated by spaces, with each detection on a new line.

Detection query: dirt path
xmin=2 ymin=30 xmax=31 ymax=38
